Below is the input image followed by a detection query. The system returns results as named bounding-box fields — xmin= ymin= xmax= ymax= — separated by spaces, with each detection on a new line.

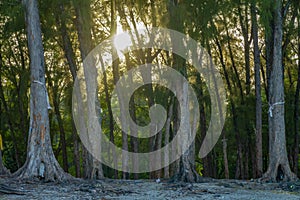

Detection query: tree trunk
xmin=74 ymin=0 xmax=103 ymax=179
xmin=262 ymin=0 xmax=297 ymax=182
xmin=251 ymin=1 xmax=263 ymax=178
xmin=56 ymin=3 xmax=81 ymax=177
xmin=167 ymin=0 xmax=201 ymax=182
xmin=125 ymin=53 xmax=139 ymax=180
xmin=214 ymin=38 xmax=232 ymax=179
xmin=99 ymin=56 xmax=118 ymax=179
xmin=164 ymin=97 xmax=174 ymax=179
xmin=238 ymin=4 xmax=251 ymax=95
xmin=52 ymin=88 xmax=69 ymax=172
xmin=172 ymin=78 xmax=200 ymax=182
xmin=14 ymin=0 xmax=70 ymax=181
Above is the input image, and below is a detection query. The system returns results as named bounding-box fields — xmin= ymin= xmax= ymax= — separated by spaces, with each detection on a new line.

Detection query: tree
xmin=14 ymin=0 xmax=70 ymax=181
xmin=251 ymin=0 xmax=263 ymax=178
xmin=262 ymin=0 xmax=297 ymax=182
xmin=55 ymin=1 xmax=81 ymax=178
xmin=0 ymin=52 xmax=11 ymax=176
xmin=73 ymin=0 xmax=104 ymax=179
xmin=168 ymin=0 xmax=201 ymax=182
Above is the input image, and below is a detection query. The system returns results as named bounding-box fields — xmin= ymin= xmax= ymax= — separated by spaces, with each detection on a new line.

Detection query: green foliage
xmin=0 ymin=0 xmax=299 ymax=180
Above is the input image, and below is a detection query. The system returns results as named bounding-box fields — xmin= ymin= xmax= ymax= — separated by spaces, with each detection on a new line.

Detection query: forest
xmin=0 ymin=0 xmax=300 ymax=196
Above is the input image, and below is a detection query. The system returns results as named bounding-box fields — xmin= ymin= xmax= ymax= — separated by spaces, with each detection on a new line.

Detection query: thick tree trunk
xmin=14 ymin=0 xmax=70 ymax=181
xmin=172 ymin=79 xmax=200 ymax=182
xmin=167 ymin=0 xmax=201 ymax=182
xmin=251 ymin=1 xmax=263 ymax=178
xmin=262 ymin=0 xmax=297 ymax=182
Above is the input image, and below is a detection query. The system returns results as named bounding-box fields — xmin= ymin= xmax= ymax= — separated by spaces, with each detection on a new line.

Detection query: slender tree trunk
xmin=14 ymin=0 xmax=69 ymax=181
xmin=124 ymin=53 xmax=139 ymax=180
xmin=251 ymin=1 xmax=263 ymax=178
xmin=52 ymin=88 xmax=69 ymax=172
xmin=197 ymin=75 xmax=213 ymax=178
xmin=238 ymin=4 xmax=251 ymax=95
xmin=262 ymin=0 xmax=297 ymax=182
xmin=224 ymin=26 xmax=245 ymax=179
xmin=99 ymin=55 xmax=118 ymax=179
xmin=74 ymin=0 xmax=103 ymax=179
xmin=164 ymin=97 xmax=174 ymax=179
xmin=56 ymin=4 xmax=81 ymax=177
xmin=111 ymin=0 xmax=130 ymax=179
xmin=238 ymin=4 xmax=252 ymax=179
xmin=214 ymin=38 xmax=231 ymax=179
xmin=72 ymin=122 xmax=81 ymax=177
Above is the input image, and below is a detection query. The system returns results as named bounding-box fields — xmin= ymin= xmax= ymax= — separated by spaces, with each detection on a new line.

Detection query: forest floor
xmin=1 ymin=178 xmax=300 ymax=200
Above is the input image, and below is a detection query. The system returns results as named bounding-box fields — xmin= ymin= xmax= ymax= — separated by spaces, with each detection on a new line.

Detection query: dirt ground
xmin=1 ymin=178 xmax=300 ymax=200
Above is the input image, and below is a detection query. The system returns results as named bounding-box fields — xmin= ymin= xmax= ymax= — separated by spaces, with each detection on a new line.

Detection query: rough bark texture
xmin=262 ymin=0 xmax=297 ymax=182
xmin=74 ymin=0 xmax=103 ymax=179
xmin=14 ymin=0 xmax=70 ymax=181
xmin=171 ymin=80 xmax=200 ymax=183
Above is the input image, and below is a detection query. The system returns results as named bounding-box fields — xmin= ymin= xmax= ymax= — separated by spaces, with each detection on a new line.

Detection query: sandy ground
xmin=1 ymin=178 xmax=300 ymax=200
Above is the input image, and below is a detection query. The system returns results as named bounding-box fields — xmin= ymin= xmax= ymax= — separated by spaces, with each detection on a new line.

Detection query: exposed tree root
xmin=260 ymin=163 xmax=298 ymax=183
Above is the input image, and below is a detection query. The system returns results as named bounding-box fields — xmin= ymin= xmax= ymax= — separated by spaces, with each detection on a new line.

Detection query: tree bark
xmin=14 ymin=0 xmax=70 ymax=181
xmin=262 ymin=0 xmax=297 ymax=182
xmin=168 ymin=0 xmax=201 ymax=182
xmin=74 ymin=0 xmax=103 ymax=179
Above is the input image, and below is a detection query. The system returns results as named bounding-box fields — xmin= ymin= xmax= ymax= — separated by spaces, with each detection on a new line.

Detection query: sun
xmin=113 ymin=32 xmax=132 ymax=52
